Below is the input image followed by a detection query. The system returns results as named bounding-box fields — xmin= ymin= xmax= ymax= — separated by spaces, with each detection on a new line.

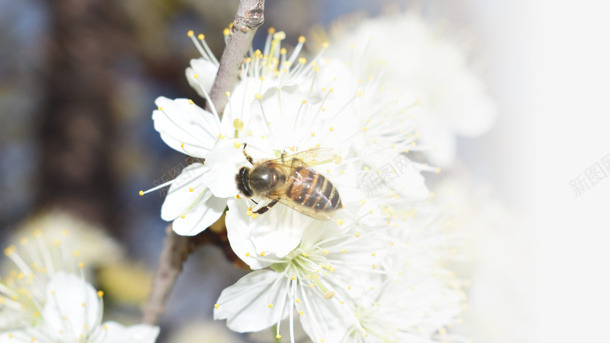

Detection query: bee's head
xmin=236 ymin=166 xmax=253 ymax=197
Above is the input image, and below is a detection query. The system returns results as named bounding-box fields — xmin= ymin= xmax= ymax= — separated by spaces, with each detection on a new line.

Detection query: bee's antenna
xmin=242 ymin=143 xmax=254 ymax=165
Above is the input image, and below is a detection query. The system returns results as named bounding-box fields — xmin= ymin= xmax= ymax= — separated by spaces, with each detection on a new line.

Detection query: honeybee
xmin=235 ymin=144 xmax=343 ymax=220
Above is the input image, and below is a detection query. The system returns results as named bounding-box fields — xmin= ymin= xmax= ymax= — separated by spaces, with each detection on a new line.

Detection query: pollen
xmin=254 ymin=93 xmax=262 ymax=100
xmin=259 ymin=251 xmax=265 ymax=257
xmin=138 ymin=190 xmax=144 ymax=196
xmin=268 ymin=303 xmax=273 ymax=308
xmin=233 ymin=141 xmax=241 ymax=149
xmin=180 ymin=142 xmax=185 ymax=148
xmin=329 ymin=127 xmax=334 ymax=131
xmin=236 ymin=194 xmax=241 ymax=199
xmin=323 ymin=249 xmax=328 ymax=255
xmin=188 ymin=99 xmax=194 ymax=105
xmin=245 ymin=252 xmax=251 ymax=257
xmin=157 ymin=106 xmax=163 ymax=111
xmin=189 ymin=188 xmax=194 ymax=192
xmin=187 ymin=30 xmax=194 ymax=37
xmin=214 ymin=303 xmax=219 ymax=309
xmin=193 ymin=74 xmax=199 ymax=79
xmin=180 ymin=214 xmax=185 ymax=219
xmin=197 ymin=33 xmax=204 ymax=40
xmin=301 ymin=99 xmax=307 ymax=104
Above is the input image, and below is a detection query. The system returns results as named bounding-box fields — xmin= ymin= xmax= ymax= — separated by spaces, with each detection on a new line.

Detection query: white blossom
xmin=0 ymin=233 xmax=159 ymax=343
xmin=324 ymin=12 xmax=497 ymax=167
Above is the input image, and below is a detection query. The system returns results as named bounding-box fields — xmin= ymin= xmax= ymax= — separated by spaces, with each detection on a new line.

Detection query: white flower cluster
xmin=145 ymin=18 xmax=470 ymax=342
xmin=0 ymin=231 xmax=159 ymax=343
xmin=323 ymin=12 xmax=496 ymax=167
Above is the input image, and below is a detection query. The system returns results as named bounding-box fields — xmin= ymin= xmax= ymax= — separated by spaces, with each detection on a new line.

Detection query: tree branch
xmin=142 ymin=0 xmax=264 ymax=326
xmin=207 ymin=0 xmax=265 ymax=116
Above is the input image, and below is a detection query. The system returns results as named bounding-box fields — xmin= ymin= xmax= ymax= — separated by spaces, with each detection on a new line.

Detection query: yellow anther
xmin=259 ymin=251 xmax=265 ymax=257
xmin=301 ymin=99 xmax=307 ymax=104
xmin=268 ymin=27 xmax=276 ymax=34
xmin=193 ymin=74 xmax=199 ymax=79
xmin=138 ymin=190 xmax=144 ymax=196
xmin=435 ymin=167 xmax=441 ymax=174
xmin=79 ymin=262 xmax=85 ymax=269
xmin=180 ymin=214 xmax=185 ymax=219
xmin=268 ymin=303 xmax=273 ymax=308
xmin=251 ymin=213 xmax=259 ymax=219
xmin=245 ymin=252 xmax=251 ymax=257
xmin=372 ymin=264 xmax=376 ymax=269
xmin=357 ymin=90 xmax=365 ymax=97
xmin=298 ymin=36 xmax=306 ymax=43
xmin=276 ymin=335 xmax=282 ymax=339
xmin=329 ymin=127 xmax=334 ymax=132
xmin=336 ymin=219 xmax=344 ymax=225
xmin=254 ymin=93 xmax=262 ymax=100
xmin=310 ymin=132 xmax=315 ymax=137
xmin=342 ymin=249 xmax=347 ymax=254
xmin=322 ymin=42 xmax=329 ymax=48
xmin=298 ymin=57 xmax=307 ymax=64
xmin=236 ymin=194 xmax=241 ymax=199
xmin=188 ymin=99 xmax=194 ymax=104
xmin=198 ymin=33 xmax=204 ymax=40
xmin=355 ymin=232 xmax=360 ymax=237
xmin=233 ymin=141 xmax=241 ymax=149
xmin=187 ymin=30 xmax=194 ymax=37
xmin=225 ymin=91 xmax=231 ymax=97
xmin=97 ymin=291 xmax=104 ymax=298
xmin=328 ymin=88 xmax=334 ymax=93
xmin=299 ymin=311 xmax=304 ymax=315
xmin=214 ymin=303 xmax=220 ymax=309
xmin=158 ymin=106 xmax=163 ymax=111
xmin=323 ymin=249 xmax=328 ymax=254
xmin=189 ymin=188 xmax=194 ymax=192
xmin=280 ymin=47 xmax=287 ymax=55
xmin=19 ymin=237 xmax=27 ymax=245
xmin=180 ymin=142 xmax=185 ymax=148
xmin=273 ymin=31 xmax=286 ymax=40
xmin=223 ymin=28 xmax=231 ymax=36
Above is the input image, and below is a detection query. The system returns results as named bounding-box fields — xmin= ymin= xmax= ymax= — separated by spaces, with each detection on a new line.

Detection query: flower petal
xmin=226 ymin=198 xmax=307 ymax=261
xmin=98 ymin=321 xmax=160 ymax=343
xmin=200 ymin=139 xmax=246 ymax=198
xmin=161 ymin=163 xmax=209 ymax=221
xmin=42 ymin=272 xmax=99 ymax=338
xmin=214 ymin=270 xmax=290 ymax=333
xmin=186 ymin=58 xmax=219 ymax=97
xmin=152 ymin=97 xmax=220 ymax=158
xmin=172 ymin=195 xmax=227 ymax=236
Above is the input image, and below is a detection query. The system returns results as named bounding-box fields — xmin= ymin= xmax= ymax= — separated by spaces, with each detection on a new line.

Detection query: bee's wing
xmin=271 ymin=148 xmax=343 ymax=168
xmin=265 ymin=164 xmax=337 ymax=221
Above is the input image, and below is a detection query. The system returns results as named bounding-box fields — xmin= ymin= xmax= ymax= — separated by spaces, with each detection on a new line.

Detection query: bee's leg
xmin=242 ymin=143 xmax=254 ymax=165
xmin=254 ymin=199 xmax=279 ymax=215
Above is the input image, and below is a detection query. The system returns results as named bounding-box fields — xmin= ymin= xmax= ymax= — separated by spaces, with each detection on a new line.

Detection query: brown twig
xmin=207 ymin=0 xmax=265 ymax=116
xmin=141 ymin=0 xmax=265 ymax=325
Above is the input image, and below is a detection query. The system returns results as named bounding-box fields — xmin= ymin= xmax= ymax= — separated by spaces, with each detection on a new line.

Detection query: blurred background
xmin=8 ymin=0 xmax=600 ymax=342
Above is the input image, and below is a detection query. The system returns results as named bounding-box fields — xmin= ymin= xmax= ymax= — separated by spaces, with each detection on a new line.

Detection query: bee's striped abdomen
xmin=287 ymin=167 xmax=342 ymax=212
